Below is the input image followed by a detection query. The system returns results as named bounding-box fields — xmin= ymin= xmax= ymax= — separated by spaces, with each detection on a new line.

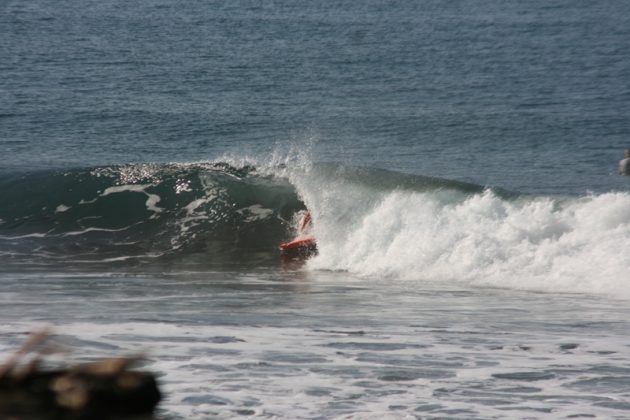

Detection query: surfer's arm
xmin=299 ymin=212 xmax=312 ymax=233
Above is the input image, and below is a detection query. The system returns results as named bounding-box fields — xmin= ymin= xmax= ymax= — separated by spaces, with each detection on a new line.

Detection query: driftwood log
xmin=0 ymin=331 xmax=161 ymax=420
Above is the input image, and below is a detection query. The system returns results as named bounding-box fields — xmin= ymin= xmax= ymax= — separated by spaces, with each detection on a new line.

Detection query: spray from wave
xmin=285 ymin=163 xmax=630 ymax=298
xmin=1 ymin=157 xmax=629 ymax=298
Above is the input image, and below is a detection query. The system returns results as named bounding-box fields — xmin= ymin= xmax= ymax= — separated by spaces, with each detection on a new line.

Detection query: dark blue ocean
xmin=2 ymin=1 xmax=630 ymax=418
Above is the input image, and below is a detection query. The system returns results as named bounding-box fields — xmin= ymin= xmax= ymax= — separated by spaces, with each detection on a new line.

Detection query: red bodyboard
xmin=279 ymin=236 xmax=317 ymax=256
xmin=279 ymin=236 xmax=316 ymax=251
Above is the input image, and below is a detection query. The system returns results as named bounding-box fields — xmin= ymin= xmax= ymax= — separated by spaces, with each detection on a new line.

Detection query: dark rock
xmin=0 ymin=330 xmax=161 ymax=420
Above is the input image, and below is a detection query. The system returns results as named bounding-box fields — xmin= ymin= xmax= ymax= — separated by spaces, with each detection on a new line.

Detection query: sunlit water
xmin=2 ymin=0 xmax=630 ymax=418
xmin=2 ymin=269 xmax=630 ymax=418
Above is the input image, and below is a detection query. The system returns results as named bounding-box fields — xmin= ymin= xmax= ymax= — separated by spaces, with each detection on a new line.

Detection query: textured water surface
xmin=2 ymin=270 xmax=630 ymax=418
xmin=2 ymin=0 xmax=630 ymax=418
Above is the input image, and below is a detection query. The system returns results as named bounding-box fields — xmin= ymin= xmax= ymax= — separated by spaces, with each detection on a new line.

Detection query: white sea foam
xmin=55 ymin=204 xmax=71 ymax=213
xmin=237 ymin=204 xmax=274 ymax=222
xmin=101 ymin=184 xmax=163 ymax=214
xmin=0 ymin=232 xmax=50 ymax=240
xmin=61 ymin=226 xmax=132 ymax=237
xmin=288 ymin=169 xmax=630 ymax=298
xmin=2 ymin=309 xmax=629 ymax=420
xmin=204 ymin=152 xmax=630 ymax=298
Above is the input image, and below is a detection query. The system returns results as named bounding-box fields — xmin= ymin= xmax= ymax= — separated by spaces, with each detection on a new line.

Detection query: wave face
xmin=2 ymin=160 xmax=630 ymax=298
xmin=0 ymin=163 xmax=305 ymax=266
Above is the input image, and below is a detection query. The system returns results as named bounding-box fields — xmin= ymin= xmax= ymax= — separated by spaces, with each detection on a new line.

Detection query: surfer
xmin=298 ymin=211 xmax=312 ymax=235
xmin=279 ymin=211 xmax=317 ymax=258
xmin=619 ymin=149 xmax=630 ymax=176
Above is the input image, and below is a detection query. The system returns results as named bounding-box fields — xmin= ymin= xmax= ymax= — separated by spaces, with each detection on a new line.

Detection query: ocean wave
xmin=0 ymin=162 xmax=306 ymax=265
xmin=300 ymin=167 xmax=630 ymax=298
xmin=1 ymin=160 xmax=629 ymax=298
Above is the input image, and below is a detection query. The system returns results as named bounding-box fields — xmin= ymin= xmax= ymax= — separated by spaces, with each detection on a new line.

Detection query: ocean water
xmin=2 ymin=0 xmax=630 ymax=418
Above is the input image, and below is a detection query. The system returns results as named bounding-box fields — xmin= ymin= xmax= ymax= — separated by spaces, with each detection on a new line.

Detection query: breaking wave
xmin=0 ymin=162 xmax=305 ymax=266
xmin=295 ymin=165 xmax=630 ymax=298
xmin=1 ymin=160 xmax=629 ymax=298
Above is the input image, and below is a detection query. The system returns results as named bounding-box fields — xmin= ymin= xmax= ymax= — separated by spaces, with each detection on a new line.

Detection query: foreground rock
xmin=0 ymin=331 xmax=161 ymax=420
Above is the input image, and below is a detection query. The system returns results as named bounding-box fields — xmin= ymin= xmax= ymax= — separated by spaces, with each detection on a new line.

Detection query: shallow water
xmin=2 ymin=268 xmax=630 ymax=418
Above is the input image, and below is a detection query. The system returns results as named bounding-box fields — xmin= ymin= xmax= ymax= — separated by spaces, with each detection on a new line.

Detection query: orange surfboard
xmin=279 ymin=236 xmax=317 ymax=256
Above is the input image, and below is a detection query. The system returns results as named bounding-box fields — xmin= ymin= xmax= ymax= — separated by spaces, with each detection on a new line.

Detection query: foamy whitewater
xmin=3 ymin=0 xmax=630 ymax=418
xmin=2 ymin=159 xmax=630 ymax=419
xmin=277 ymin=163 xmax=630 ymax=299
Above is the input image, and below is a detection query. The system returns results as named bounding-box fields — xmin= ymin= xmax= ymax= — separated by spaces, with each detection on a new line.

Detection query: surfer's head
xmin=625 ymin=149 xmax=630 ymax=158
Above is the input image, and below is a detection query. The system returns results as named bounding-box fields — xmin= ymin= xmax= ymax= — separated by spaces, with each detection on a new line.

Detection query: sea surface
xmin=2 ymin=0 xmax=630 ymax=418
